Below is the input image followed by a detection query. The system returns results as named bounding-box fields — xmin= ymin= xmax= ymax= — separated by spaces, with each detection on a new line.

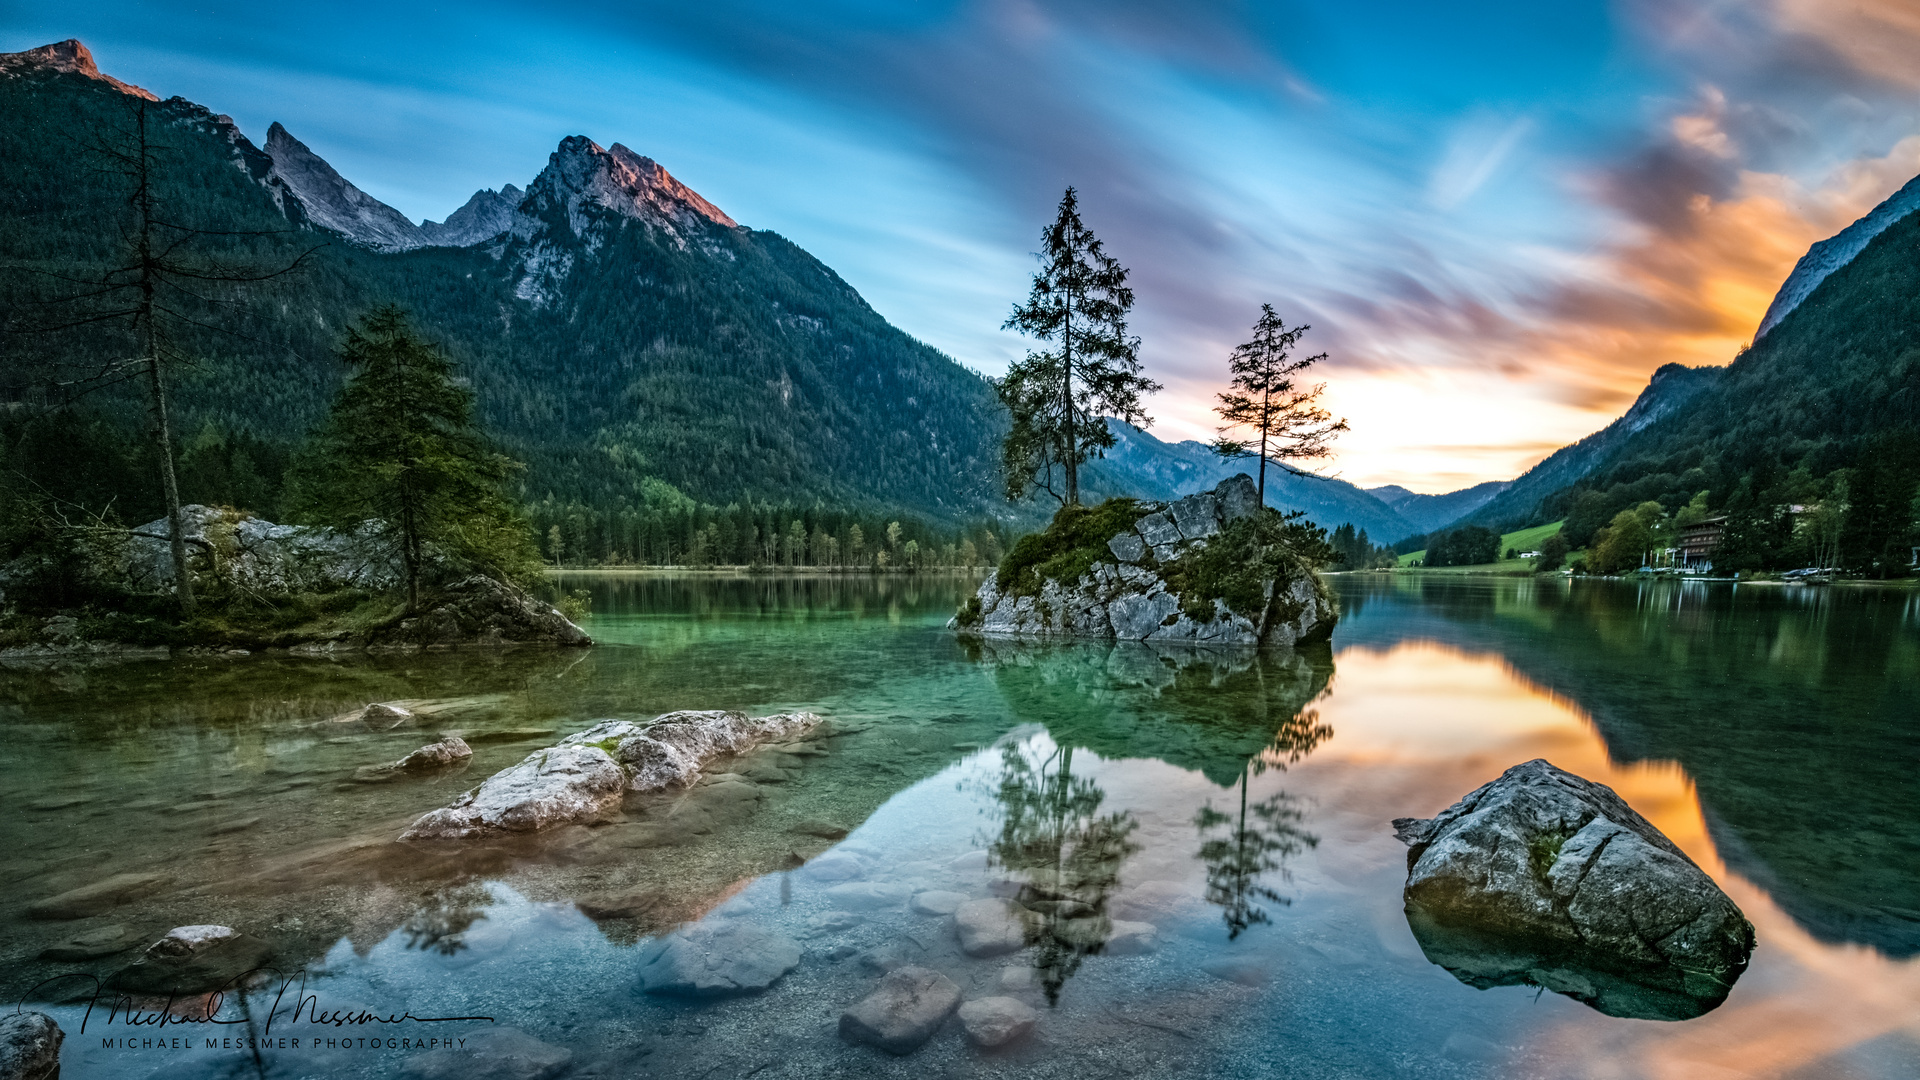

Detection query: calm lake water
xmin=2 ymin=573 xmax=1916 ymax=1079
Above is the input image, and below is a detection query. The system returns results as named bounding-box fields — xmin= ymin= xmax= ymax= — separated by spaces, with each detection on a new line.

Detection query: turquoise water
xmin=2 ymin=573 xmax=1916 ymax=1078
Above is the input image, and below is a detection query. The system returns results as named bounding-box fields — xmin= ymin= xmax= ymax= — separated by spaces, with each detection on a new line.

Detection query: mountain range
xmin=10 ymin=38 xmax=1901 ymax=558
xmin=0 ymin=39 xmax=1517 ymax=544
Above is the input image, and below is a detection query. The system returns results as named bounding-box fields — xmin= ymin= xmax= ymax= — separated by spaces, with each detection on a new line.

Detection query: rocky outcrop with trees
xmin=953 ymin=475 xmax=1337 ymax=648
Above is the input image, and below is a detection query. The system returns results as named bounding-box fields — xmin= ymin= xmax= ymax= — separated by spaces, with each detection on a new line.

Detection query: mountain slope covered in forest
xmin=0 ymin=41 xmax=1009 ymax=528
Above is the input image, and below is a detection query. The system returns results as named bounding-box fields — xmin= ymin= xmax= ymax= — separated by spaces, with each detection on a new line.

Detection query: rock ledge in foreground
xmin=399 ymin=710 xmax=821 ymax=840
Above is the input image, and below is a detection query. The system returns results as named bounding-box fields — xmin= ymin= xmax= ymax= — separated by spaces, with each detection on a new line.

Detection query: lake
xmin=2 ymin=573 xmax=1916 ymax=1079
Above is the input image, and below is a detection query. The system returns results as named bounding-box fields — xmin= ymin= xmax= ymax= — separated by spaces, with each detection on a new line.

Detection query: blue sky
xmin=7 ymin=0 xmax=1920 ymax=490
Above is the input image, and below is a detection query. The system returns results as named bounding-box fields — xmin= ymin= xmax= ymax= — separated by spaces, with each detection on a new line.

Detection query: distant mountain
xmin=1755 ymin=172 xmax=1920 ymax=340
xmin=0 ymin=40 xmax=1010 ymax=527
xmin=1457 ymin=363 xmax=1724 ymax=532
xmin=1366 ymin=480 xmax=1508 ymax=535
xmin=1080 ymin=421 xmax=1421 ymax=542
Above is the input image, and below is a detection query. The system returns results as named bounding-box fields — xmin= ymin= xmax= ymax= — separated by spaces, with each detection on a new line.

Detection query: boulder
xmin=1393 ymin=759 xmax=1756 ymax=1020
xmin=399 ymin=744 xmax=624 ymax=840
xmin=367 ymin=575 xmax=591 ymax=648
xmin=109 ymin=930 xmax=276 ymax=995
xmin=954 ymin=899 xmax=1037 ymax=958
xmin=637 ymin=922 xmax=801 ymax=997
xmin=0 ymin=1012 xmax=62 ymax=1080
xmin=838 ymin=967 xmax=961 ymax=1055
xmin=955 ymin=474 xmax=1336 ymax=647
xmin=146 ymin=925 xmax=239 ymax=958
xmin=957 ymin=996 xmax=1036 ymax=1048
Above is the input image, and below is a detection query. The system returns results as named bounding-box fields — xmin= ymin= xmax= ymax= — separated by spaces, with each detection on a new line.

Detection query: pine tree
xmin=291 ymin=307 xmax=537 ymax=611
xmin=999 ymin=188 xmax=1161 ymax=505
xmin=1211 ymin=305 xmax=1348 ymax=503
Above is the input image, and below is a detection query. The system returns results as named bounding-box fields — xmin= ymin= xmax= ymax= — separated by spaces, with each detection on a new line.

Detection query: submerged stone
xmin=37 ymin=924 xmax=139 ymax=962
xmin=637 ymin=922 xmax=801 ymax=997
xmin=26 ymin=871 xmax=172 ymax=920
xmin=839 ymin=966 xmax=961 ymax=1055
xmin=954 ymin=899 xmax=1037 ymax=958
xmin=1393 ymin=759 xmax=1756 ymax=1020
xmin=958 ymin=996 xmax=1037 ymax=1048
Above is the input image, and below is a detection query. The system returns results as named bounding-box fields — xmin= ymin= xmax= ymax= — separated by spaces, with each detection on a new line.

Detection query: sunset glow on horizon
xmin=12 ymin=0 xmax=1920 ymax=491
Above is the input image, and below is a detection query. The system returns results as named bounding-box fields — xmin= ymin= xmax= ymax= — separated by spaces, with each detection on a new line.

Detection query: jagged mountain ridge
xmin=1755 ymin=172 xmax=1920 ymax=340
xmin=0 ymin=43 xmax=1012 ymax=525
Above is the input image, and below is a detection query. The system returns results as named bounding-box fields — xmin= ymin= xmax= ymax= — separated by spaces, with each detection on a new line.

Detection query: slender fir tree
xmin=999 ymin=187 xmax=1161 ymax=505
xmin=1211 ymin=305 xmax=1348 ymax=503
xmin=8 ymin=97 xmax=316 ymax=612
xmin=290 ymin=307 xmax=538 ymax=612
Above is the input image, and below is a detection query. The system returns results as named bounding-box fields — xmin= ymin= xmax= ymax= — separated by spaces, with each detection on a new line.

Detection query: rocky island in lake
xmin=954 ymin=474 xmax=1337 ymax=648
xmin=0 ymin=504 xmax=589 ymax=659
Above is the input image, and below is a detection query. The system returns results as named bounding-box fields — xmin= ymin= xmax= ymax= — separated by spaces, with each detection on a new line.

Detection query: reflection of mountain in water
xmin=1334 ymin=576 xmax=1920 ymax=958
xmin=966 ymin=639 xmax=1334 ymax=786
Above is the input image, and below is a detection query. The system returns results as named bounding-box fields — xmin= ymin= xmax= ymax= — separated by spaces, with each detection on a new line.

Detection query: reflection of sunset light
xmin=1311 ymin=641 xmax=1920 ymax=1077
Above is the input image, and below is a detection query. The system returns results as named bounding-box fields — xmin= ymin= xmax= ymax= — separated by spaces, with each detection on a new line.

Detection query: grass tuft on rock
xmin=994 ymin=499 xmax=1145 ymax=598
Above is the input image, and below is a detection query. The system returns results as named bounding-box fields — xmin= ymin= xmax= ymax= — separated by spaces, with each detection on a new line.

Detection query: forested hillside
xmin=0 ymin=57 xmax=1011 ymax=548
xmin=1492 ymin=201 xmax=1920 ymax=573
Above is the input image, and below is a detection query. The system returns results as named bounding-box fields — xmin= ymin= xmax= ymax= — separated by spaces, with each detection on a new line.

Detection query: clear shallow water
xmin=2 ymin=573 xmax=1916 ymax=1079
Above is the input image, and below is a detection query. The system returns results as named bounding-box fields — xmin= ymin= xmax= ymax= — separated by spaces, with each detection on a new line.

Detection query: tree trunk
xmin=400 ymin=481 xmax=421 ymax=614
xmin=134 ymin=101 xmax=195 ymax=614
xmin=1062 ymin=286 xmax=1077 ymax=505
xmin=144 ymin=339 xmax=194 ymax=613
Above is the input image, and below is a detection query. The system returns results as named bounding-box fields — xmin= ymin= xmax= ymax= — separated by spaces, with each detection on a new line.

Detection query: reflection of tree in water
xmin=400 ymin=882 xmax=494 ymax=955
xmin=1194 ymin=703 xmax=1326 ymax=939
xmin=982 ymin=741 xmax=1141 ymax=1006
xmin=1195 ymin=759 xmax=1317 ymax=939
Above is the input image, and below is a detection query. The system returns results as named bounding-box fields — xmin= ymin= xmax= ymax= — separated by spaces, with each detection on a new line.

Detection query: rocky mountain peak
xmin=523 ymin=135 xmax=738 ymax=239
xmin=265 ymin=122 xmax=428 ymax=253
xmin=0 ymin=39 xmax=157 ymax=100
xmin=1756 ymin=170 xmax=1920 ymax=340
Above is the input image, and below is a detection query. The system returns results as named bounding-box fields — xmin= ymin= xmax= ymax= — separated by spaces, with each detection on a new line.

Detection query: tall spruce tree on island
xmin=291 ymin=307 xmax=538 ymax=612
xmin=1211 ymin=305 xmax=1348 ymax=503
xmin=998 ymin=188 xmax=1161 ymax=505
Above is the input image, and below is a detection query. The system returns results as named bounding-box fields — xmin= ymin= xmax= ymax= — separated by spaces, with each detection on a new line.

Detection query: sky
xmin=7 ymin=0 xmax=1920 ymax=492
